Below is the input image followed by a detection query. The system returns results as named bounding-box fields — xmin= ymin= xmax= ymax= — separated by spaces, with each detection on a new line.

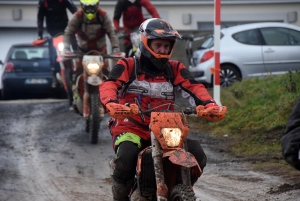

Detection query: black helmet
xmin=139 ymin=18 xmax=181 ymax=70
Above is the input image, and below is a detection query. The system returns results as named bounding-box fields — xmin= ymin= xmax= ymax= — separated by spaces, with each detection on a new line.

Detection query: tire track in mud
xmin=0 ymin=100 xmax=115 ymax=201
xmin=1 ymin=100 xmax=299 ymax=201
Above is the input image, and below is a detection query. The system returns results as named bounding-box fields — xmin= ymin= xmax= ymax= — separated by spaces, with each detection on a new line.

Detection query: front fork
xmin=83 ymin=71 xmax=89 ymax=119
xmin=151 ymin=132 xmax=168 ymax=201
xmin=82 ymin=71 xmax=104 ymax=119
xmin=151 ymin=132 xmax=194 ymax=201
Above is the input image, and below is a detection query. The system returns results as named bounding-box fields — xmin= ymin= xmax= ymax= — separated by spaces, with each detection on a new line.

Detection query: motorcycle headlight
xmin=58 ymin=42 xmax=64 ymax=52
xmin=161 ymin=128 xmax=182 ymax=147
xmin=86 ymin=63 xmax=100 ymax=74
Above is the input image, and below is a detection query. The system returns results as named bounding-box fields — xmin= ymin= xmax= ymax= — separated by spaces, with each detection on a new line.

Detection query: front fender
xmin=163 ymin=149 xmax=202 ymax=178
xmin=163 ymin=149 xmax=198 ymax=168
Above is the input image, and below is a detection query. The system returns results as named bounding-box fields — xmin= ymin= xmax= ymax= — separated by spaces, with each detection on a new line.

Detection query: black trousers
xmin=113 ymin=139 xmax=207 ymax=183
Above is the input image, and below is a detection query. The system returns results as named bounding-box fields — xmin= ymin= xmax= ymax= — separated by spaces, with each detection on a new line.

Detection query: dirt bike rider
xmin=37 ymin=0 xmax=78 ymax=89
xmin=113 ymin=0 xmax=160 ymax=57
xmin=63 ymin=0 xmax=120 ymax=112
xmin=99 ymin=18 xmax=227 ymax=201
xmin=281 ymin=96 xmax=300 ymax=171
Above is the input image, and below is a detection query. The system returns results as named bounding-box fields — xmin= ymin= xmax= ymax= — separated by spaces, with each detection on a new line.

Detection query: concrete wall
xmin=0 ymin=1 xmax=299 ymax=65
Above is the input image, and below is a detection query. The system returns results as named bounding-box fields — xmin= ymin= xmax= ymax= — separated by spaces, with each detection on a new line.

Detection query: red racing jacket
xmin=113 ymin=0 xmax=160 ymax=42
xmin=100 ymin=57 xmax=216 ymax=141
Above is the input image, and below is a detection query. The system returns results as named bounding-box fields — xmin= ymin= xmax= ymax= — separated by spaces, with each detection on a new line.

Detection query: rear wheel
xmin=89 ymin=88 xmax=100 ymax=144
xmin=220 ymin=65 xmax=241 ymax=87
xmin=169 ymin=184 xmax=196 ymax=201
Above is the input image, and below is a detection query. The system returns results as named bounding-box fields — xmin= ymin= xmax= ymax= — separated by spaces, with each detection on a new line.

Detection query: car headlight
xmin=58 ymin=42 xmax=64 ymax=52
xmin=86 ymin=63 xmax=100 ymax=74
xmin=161 ymin=128 xmax=182 ymax=147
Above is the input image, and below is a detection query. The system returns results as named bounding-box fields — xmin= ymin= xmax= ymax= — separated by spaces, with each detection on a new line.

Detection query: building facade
xmin=0 ymin=0 xmax=299 ymax=63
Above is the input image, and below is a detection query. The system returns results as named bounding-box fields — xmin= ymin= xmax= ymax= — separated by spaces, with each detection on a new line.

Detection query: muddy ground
xmin=0 ymin=98 xmax=299 ymax=201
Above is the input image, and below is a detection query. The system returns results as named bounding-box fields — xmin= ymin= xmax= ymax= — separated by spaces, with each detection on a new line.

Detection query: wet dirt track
xmin=0 ymin=99 xmax=299 ymax=201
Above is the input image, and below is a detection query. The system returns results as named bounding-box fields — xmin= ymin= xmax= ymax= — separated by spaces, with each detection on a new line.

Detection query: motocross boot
xmin=111 ymin=175 xmax=133 ymax=201
xmin=72 ymin=85 xmax=79 ymax=113
xmin=130 ymin=188 xmax=148 ymax=201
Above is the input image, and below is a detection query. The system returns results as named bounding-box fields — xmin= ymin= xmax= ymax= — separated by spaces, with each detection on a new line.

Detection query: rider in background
xmin=63 ymin=0 xmax=120 ymax=110
xmin=113 ymin=0 xmax=160 ymax=57
xmin=281 ymin=96 xmax=300 ymax=171
xmin=37 ymin=0 xmax=78 ymax=88
xmin=100 ymin=18 xmax=227 ymax=201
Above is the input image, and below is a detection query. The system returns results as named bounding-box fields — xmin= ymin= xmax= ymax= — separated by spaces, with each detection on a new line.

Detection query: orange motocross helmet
xmin=139 ymin=18 xmax=181 ymax=70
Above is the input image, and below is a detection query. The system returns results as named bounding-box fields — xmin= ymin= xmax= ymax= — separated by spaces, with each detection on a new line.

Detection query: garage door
xmin=0 ymin=28 xmax=39 ymax=62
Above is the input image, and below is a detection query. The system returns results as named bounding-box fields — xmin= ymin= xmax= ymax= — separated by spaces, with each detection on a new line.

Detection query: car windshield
xmin=10 ymin=46 xmax=49 ymax=60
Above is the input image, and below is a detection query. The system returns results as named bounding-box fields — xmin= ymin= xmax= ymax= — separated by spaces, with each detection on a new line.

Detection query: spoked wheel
xmin=220 ymin=65 xmax=241 ymax=87
xmin=169 ymin=184 xmax=196 ymax=201
xmin=89 ymin=88 xmax=100 ymax=144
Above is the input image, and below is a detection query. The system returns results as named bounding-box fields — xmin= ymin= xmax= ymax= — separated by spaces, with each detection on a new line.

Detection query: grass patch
xmin=189 ymin=71 xmax=300 ymax=157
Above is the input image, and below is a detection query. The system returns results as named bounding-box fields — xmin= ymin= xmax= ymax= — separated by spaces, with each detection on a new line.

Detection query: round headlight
xmin=161 ymin=128 xmax=182 ymax=147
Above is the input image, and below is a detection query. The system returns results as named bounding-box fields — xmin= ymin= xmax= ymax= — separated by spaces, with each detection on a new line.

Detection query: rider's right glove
xmin=196 ymin=103 xmax=227 ymax=122
xmin=62 ymin=48 xmax=73 ymax=58
xmin=106 ymin=102 xmax=139 ymax=119
xmin=112 ymin=47 xmax=125 ymax=58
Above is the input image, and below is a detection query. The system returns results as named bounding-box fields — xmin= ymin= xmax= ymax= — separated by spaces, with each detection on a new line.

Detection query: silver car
xmin=188 ymin=22 xmax=300 ymax=87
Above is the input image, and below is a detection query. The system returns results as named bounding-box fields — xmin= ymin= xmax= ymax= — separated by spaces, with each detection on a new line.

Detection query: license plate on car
xmin=25 ymin=79 xmax=48 ymax=84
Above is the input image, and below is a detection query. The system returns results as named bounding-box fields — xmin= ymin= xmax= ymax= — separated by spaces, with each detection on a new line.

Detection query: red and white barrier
xmin=213 ymin=0 xmax=222 ymax=105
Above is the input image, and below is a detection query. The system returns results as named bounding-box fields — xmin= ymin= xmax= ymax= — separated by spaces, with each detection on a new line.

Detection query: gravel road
xmin=0 ymin=99 xmax=299 ymax=201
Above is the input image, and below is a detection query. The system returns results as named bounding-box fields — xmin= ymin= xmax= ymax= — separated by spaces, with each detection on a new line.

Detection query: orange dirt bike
xmin=63 ymin=50 xmax=125 ymax=144
xmin=33 ymin=34 xmax=74 ymax=102
xmin=107 ymin=101 xmax=221 ymax=200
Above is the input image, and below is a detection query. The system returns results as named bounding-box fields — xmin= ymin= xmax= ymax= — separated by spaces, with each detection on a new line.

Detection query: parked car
xmin=0 ymin=60 xmax=4 ymax=98
xmin=188 ymin=22 xmax=300 ymax=87
xmin=1 ymin=43 xmax=62 ymax=99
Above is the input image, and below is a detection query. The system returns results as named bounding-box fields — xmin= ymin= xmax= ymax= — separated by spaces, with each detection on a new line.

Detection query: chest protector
xmin=121 ymin=57 xmax=176 ymax=101
xmin=76 ymin=9 xmax=106 ymax=50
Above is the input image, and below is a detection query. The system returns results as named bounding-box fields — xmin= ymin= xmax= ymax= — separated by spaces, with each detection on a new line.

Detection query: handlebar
xmin=62 ymin=51 xmax=125 ymax=60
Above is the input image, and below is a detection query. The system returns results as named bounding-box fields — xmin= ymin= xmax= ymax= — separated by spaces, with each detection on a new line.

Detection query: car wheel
xmin=220 ymin=65 xmax=241 ymax=87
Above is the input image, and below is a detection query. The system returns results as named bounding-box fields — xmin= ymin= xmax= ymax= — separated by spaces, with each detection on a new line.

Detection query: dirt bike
xmin=33 ymin=34 xmax=74 ymax=102
xmin=118 ymin=28 xmax=141 ymax=58
xmin=63 ymin=50 xmax=125 ymax=144
xmin=108 ymin=100 xmax=214 ymax=200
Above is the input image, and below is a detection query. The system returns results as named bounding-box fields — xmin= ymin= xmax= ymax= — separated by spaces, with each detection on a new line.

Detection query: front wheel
xmin=89 ymin=88 xmax=100 ymax=144
xmin=169 ymin=184 xmax=196 ymax=201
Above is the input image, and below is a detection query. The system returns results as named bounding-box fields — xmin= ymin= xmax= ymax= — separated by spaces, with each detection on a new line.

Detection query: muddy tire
xmin=89 ymin=88 xmax=100 ymax=144
xmin=169 ymin=184 xmax=196 ymax=201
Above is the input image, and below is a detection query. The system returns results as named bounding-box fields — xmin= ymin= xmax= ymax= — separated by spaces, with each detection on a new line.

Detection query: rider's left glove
xmin=106 ymin=102 xmax=139 ymax=119
xmin=196 ymin=103 xmax=227 ymax=122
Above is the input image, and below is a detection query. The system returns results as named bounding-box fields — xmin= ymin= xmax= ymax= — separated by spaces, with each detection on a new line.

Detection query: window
xmin=232 ymin=29 xmax=261 ymax=45
xmin=260 ymin=27 xmax=300 ymax=45
xmin=11 ymin=47 xmax=49 ymax=60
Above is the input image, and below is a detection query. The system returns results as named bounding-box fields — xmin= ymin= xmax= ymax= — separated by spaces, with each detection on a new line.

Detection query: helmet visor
xmin=82 ymin=4 xmax=98 ymax=14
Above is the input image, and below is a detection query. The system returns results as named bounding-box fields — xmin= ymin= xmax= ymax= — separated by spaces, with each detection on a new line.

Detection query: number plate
xmin=25 ymin=79 xmax=48 ymax=84
xmin=87 ymin=75 xmax=102 ymax=86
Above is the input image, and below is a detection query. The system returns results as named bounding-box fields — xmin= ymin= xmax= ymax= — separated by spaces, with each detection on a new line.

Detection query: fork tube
xmin=151 ymin=132 xmax=168 ymax=201
xmin=83 ymin=71 xmax=89 ymax=119
xmin=181 ymin=141 xmax=191 ymax=186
